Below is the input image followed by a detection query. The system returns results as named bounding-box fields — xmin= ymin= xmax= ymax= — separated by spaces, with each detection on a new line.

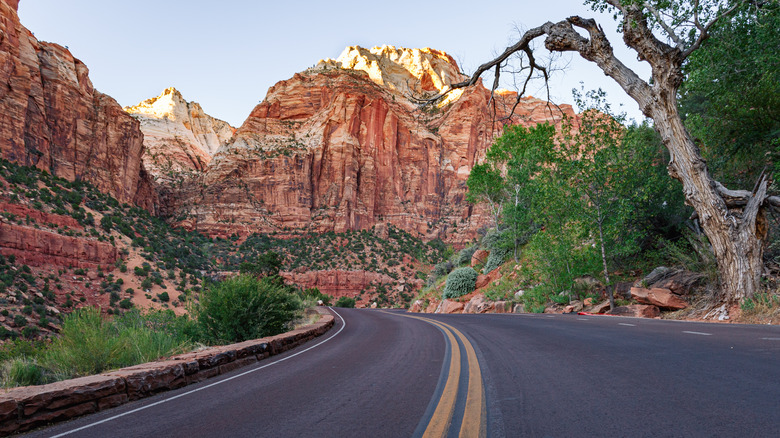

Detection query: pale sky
xmin=19 ymin=0 xmax=650 ymax=127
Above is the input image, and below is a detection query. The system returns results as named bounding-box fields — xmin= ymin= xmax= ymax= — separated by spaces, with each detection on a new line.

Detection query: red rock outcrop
xmin=630 ymin=287 xmax=688 ymax=310
xmin=0 ymin=221 xmax=117 ymax=269
xmin=281 ymin=269 xmax=401 ymax=299
xmin=0 ymin=0 xmax=155 ymax=211
xmin=168 ymin=45 xmax=577 ymax=245
xmin=609 ymin=304 xmax=661 ymax=318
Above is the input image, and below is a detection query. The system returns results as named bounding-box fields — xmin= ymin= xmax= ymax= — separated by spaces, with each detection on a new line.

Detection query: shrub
xmin=1 ymin=358 xmax=45 ymax=387
xmin=157 ymin=292 xmax=170 ymax=302
xmin=196 ymin=275 xmax=301 ymax=344
xmin=432 ymin=260 xmax=454 ymax=278
xmin=41 ymin=307 xmax=191 ymax=379
xmin=443 ymin=267 xmax=478 ymax=299
xmin=483 ymin=246 xmax=510 ymax=273
xmin=457 ymin=245 xmax=478 ymax=266
xmin=334 ymin=296 xmax=356 ymax=308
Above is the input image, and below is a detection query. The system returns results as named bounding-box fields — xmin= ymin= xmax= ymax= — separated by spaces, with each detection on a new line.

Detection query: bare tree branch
xmin=643 ymin=1 xmax=686 ymax=48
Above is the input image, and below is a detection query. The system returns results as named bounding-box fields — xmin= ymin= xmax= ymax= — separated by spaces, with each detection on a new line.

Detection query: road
xmin=23 ymin=309 xmax=780 ymax=437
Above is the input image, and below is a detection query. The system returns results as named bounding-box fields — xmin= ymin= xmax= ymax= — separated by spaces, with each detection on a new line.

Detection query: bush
xmin=334 ymin=296 xmax=356 ymax=308
xmin=457 ymin=246 xmax=478 ymax=266
xmin=196 ymin=275 xmax=301 ymax=344
xmin=41 ymin=307 xmax=191 ymax=379
xmin=431 ymin=260 xmax=454 ymax=279
xmin=483 ymin=246 xmax=510 ymax=273
xmin=1 ymin=358 xmax=45 ymax=387
xmin=443 ymin=267 xmax=478 ymax=299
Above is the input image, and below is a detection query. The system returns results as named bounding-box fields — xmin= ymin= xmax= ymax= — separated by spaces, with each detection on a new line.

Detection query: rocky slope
xmin=124 ymin=87 xmax=234 ymax=183
xmin=165 ymin=45 xmax=577 ymax=245
xmin=0 ymin=0 xmax=155 ymax=211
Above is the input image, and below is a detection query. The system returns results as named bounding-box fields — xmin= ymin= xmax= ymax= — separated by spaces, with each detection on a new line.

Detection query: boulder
xmin=512 ymin=303 xmax=525 ymax=313
xmin=630 ymin=287 xmax=688 ymax=310
xmin=463 ymin=294 xmax=494 ymax=314
xmin=436 ymin=299 xmax=464 ymax=314
xmin=409 ymin=300 xmax=423 ymax=313
xmin=475 ymin=275 xmax=490 ymax=290
xmin=608 ymin=304 xmax=660 ymax=318
xmin=471 ymin=250 xmax=489 ymax=267
xmin=636 ymin=266 xmax=673 ymax=287
xmin=589 ymin=300 xmax=612 ymax=314
xmin=584 ymin=297 xmax=594 ymax=306
xmin=493 ymin=301 xmax=511 ymax=313
xmin=651 ymin=271 xmax=704 ymax=296
xmin=614 ymin=282 xmax=634 ymax=300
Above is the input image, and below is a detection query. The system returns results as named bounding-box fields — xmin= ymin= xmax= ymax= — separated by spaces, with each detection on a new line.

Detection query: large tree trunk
xmin=650 ymin=94 xmax=766 ymax=302
xmin=445 ymin=5 xmax=774 ymax=304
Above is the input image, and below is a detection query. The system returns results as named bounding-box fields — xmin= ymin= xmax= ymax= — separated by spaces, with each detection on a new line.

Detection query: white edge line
xmin=48 ymin=308 xmax=346 ymax=438
xmin=760 ymin=337 xmax=780 ymax=341
xmin=682 ymin=331 xmax=712 ymax=336
xmin=618 ymin=323 xmax=636 ymax=327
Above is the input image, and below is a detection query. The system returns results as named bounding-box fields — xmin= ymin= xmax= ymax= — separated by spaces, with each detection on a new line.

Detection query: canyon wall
xmin=0 ymin=0 xmax=155 ymax=211
xmin=165 ymin=45 xmax=576 ymax=245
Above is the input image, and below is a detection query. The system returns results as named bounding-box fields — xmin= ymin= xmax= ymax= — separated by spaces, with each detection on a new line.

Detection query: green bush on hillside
xmin=483 ymin=246 xmax=510 ymax=274
xmin=443 ymin=267 xmax=478 ymax=299
xmin=196 ymin=275 xmax=301 ymax=344
xmin=334 ymin=296 xmax=356 ymax=308
xmin=457 ymin=246 xmax=477 ymax=266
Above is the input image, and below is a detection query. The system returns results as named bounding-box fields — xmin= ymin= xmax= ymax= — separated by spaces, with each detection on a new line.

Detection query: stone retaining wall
xmin=0 ymin=309 xmax=335 ymax=436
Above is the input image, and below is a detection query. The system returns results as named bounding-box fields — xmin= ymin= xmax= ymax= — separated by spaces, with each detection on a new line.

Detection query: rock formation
xmin=0 ymin=0 xmax=155 ymax=211
xmin=125 ymin=87 xmax=235 ymax=182
xmin=167 ymin=45 xmax=577 ymax=245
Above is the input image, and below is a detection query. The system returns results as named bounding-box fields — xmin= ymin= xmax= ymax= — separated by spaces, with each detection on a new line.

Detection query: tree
xmin=435 ymin=0 xmax=779 ymax=303
xmin=679 ymin=2 xmax=779 ymax=188
xmin=239 ymin=251 xmax=282 ymax=279
xmin=465 ymin=163 xmax=506 ymax=228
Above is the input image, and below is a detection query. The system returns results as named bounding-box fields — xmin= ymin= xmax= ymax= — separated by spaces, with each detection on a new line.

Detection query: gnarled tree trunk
xmin=439 ymin=0 xmax=776 ymax=304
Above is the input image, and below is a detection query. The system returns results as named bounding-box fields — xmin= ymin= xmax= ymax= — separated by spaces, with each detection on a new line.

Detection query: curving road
xmin=22 ymin=309 xmax=780 ymax=437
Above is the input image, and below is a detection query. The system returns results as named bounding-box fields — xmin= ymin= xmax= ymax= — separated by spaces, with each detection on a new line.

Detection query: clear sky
xmin=18 ymin=0 xmax=650 ymax=127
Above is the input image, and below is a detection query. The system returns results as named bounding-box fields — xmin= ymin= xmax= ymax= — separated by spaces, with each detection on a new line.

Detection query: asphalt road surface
xmin=23 ymin=309 xmax=780 ymax=437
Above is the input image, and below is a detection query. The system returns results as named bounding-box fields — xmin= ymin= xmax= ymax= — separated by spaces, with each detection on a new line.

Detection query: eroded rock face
xmin=281 ymin=269 xmax=401 ymax=299
xmin=168 ymin=45 xmax=577 ymax=245
xmin=0 ymin=0 xmax=155 ymax=211
xmin=0 ymin=221 xmax=117 ymax=269
xmin=125 ymin=87 xmax=234 ymax=180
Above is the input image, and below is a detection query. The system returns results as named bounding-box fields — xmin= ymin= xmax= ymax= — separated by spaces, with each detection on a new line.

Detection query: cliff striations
xmin=0 ymin=0 xmax=155 ymax=211
xmin=167 ymin=45 xmax=577 ymax=245
xmin=125 ymin=87 xmax=235 ymax=182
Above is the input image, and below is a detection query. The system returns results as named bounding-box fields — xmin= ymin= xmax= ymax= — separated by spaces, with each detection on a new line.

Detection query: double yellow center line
xmin=399 ymin=314 xmax=487 ymax=438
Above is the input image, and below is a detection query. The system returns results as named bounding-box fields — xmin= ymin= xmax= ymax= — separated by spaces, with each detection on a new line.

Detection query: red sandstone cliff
xmin=168 ymin=45 xmax=577 ymax=245
xmin=0 ymin=0 xmax=155 ymax=211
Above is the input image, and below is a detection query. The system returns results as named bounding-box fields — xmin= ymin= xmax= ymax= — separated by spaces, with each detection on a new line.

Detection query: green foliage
xmin=680 ymin=2 xmax=779 ymax=189
xmin=483 ymin=246 xmax=510 ymax=274
xmin=40 ymin=307 xmax=192 ymax=379
xmin=195 ymin=275 xmax=302 ymax=344
xmin=443 ymin=267 xmax=478 ymax=299
xmin=457 ymin=246 xmax=477 ymax=266
xmin=334 ymin=296 xmax=356 ymax=308
xmin=466 ymin=163 xmax=506 ymax=226
xmin=239 ymin=251 xmax=282 ymax=278
xmin=1 ymin=358 xmax=46 ymax=387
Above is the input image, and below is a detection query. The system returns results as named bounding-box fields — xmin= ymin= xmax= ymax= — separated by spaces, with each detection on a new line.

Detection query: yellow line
xmin=417 ymin=318 xmax=460 ymax=438
xmin=395 ymin=313 xmax=486 ymax=438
